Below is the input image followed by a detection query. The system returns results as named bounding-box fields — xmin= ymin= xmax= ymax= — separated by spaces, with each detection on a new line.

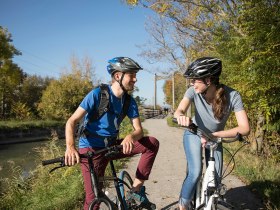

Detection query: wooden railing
xmin=140 ymin=108 xmax=162 ymax=119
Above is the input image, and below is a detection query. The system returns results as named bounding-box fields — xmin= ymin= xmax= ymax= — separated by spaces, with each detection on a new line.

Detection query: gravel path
xmin=124 ymin=118 xmax=264 ymax=210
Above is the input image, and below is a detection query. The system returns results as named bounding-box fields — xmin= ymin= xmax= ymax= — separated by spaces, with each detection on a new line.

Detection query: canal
xmin=0 ymin=139 xmax=65 ymax=180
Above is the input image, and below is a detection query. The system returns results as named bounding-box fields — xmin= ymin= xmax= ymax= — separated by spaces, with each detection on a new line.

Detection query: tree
xmin=38 ymin=56 xmax=98 ymax=120
xmin=214 ymin=0 xmax=280 ymax=154
xmin=0 ymin=60 xmax=25 ymax=119
xmin=0 ymin=26 xmax=21 ymax=62
xmin=0 ymin=26 xmax=24 ymax=119
xmin=18 ymin=75 xmax=53 ymax=118
xmin=125 ymin=0 xmax=280 ymax=156
xmin=163 ymin=72 xmax=186 ymax=108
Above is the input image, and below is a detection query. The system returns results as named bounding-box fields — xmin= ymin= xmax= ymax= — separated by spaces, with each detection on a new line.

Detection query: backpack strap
xmin=120 ymin=93 xmax=131 ymax=122
xmin=88 ymin=84 xmax=131 ymax=123
xmin=89 ymin=84 xmax=110 ymax=122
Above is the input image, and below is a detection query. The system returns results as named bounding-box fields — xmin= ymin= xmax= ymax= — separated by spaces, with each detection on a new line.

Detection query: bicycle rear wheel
xmin=119 ymin=170 xmax=133 ymax=207
xmin=88 ymin=197 xmax=114 ymax=210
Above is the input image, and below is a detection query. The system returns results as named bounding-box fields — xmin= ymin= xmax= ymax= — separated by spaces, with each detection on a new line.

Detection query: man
xmin=64 ymin=57 xmax=159 ymax=209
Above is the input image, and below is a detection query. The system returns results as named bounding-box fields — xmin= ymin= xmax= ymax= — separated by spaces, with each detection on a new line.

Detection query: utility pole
xmin=154 ymin=73 xmax=157 ymax=109
xmin=172 ymin=72 xmax=175 ymax=110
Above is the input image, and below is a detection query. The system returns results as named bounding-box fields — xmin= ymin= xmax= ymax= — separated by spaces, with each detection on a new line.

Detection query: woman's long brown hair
xmin=212 ymin=78 xmax=227 ymax=121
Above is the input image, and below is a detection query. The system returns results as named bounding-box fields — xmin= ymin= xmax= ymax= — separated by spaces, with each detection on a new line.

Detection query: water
xmin=0 ymin=140 xmax=65 ymax=180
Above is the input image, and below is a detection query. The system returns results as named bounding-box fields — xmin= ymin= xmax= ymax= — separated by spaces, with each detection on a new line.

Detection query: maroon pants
xmin=79 ymin=136 xmax=159 ymax=210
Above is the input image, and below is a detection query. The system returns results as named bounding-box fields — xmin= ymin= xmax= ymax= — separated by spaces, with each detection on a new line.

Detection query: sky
xmin=0 ymin=0 xmax=168 ymax=107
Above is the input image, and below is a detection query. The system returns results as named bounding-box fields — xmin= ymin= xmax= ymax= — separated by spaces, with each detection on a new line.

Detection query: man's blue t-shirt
xmin=79 ymin=85 xmax=139 ymax=148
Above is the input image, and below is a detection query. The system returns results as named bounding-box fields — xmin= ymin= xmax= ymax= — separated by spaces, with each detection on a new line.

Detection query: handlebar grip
xmin=172 ymin=118 xmax=198 ymax=130
xmin=42 ymin=157 xmax=64 ymax=166
xmin=172 ymin=118 xmax=178 ymax=123
xmin=236 ymin=132 xmax=245 ymax=142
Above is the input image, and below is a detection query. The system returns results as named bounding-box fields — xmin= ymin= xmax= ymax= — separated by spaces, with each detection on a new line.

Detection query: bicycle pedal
xmin=218 ymin=183 xmax=227 ymax=195
xmin=139 ymin=202 xmax=156 ymax=210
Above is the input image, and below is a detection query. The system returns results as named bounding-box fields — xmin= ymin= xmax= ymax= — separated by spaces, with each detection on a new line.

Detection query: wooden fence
xmin=140 ymin=108 xmax=162 ymax=119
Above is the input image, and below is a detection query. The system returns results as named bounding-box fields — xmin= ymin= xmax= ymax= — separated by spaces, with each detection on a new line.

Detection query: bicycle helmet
xmin=184 ymin=57 xmax=222 ymax=79
xmin=107 ymin=57 xmax=143 ymax=75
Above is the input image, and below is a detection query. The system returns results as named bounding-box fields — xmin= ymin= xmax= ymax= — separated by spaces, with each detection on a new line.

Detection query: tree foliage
xmin=0 ymin=26 xmax=21 ymax=61
xmin=38 ymin=56 xmax=98 ymax=120
xmin=126 ymin=0 xmax=280 ymax=156
xmin=0 ymin=60 xmax=25 ymax=119
xmin=0 ymin=27 xmax=25 ymax=119
xmin=18 ymin=75 xmax=53 ymax=118
xmin=163 ymin=72 xmax=186 ymax=108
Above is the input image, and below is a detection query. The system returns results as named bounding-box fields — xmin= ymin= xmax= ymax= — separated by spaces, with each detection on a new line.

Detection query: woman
xmin=174 ymin=57 xmax=250 ymax=209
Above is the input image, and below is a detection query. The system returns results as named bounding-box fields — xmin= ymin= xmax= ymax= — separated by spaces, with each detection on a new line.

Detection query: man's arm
xmin=121 ymin=117 xmax=143 ymax=154
xmin=65 ymin=106 xmax=87 ymax=165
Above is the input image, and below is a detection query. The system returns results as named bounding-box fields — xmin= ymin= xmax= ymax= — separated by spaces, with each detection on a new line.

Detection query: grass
xmin=0 ymin=120 xmax=65 ymax=130
xmin=0 ymin=137 xmax=85 ymax=210
xmin=223 ymin=142 xmax=280 ymax=210
xmin=0 ymin=117 xmax=135 ymax=210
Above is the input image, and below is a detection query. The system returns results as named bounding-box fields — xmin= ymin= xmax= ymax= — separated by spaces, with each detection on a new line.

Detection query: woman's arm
xmin=212 ymin=110 xmax=250 ymax=138
xmin=174 ymin=97 xmax=192 ymax=126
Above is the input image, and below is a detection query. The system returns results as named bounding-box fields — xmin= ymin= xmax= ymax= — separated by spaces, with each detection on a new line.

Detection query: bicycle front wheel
xmin=119 ymin=170 xmax=133 ymax=206
xmin=88 ymin=197 xmax=114 ymax=210
xmin=212 ymin=200 xmax=234 ymax=210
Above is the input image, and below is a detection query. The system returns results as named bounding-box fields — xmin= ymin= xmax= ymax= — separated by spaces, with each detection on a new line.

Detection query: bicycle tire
xmin=212 ymin=199 xmax=234 ymax=210
xmin=88 ymin=197 xmax=114 ymax=210
xmin=119 ymin=170 xmax=133 ymax=208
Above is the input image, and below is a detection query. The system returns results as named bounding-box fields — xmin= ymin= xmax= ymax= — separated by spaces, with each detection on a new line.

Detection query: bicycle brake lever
xmin=49 ymin=162 xmax=66 ymax=173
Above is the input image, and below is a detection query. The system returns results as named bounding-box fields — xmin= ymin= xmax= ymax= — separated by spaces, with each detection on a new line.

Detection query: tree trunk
xmin=252 ymin=113 xmax=265 ymax=153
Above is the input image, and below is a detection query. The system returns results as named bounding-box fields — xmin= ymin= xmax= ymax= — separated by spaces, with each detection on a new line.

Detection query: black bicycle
xmin=42 ymin=145 xmax=156 ymax=210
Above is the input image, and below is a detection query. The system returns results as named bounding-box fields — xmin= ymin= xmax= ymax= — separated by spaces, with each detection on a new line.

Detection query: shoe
xmin=127 ymin=186 xmax=150 ymax=204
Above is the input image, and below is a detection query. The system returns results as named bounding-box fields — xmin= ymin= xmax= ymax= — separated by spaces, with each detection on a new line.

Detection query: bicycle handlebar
xmin=42 ymin=145 xmax=123 ymax=169
xmin=42 ymin=157 xmax=65 ymax=166
xmin=172 ymin=118 xmax=246 ymax=144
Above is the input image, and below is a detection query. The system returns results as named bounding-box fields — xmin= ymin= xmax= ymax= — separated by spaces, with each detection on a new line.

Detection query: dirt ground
xmin=124 ymin=118 xmax=265 ymax=210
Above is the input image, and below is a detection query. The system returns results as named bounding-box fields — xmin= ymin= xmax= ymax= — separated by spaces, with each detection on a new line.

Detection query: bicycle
xmin=42 ymin=145 xmax=156 ymax=210
xmin=173 ymin=118 xmax=249 ymax=210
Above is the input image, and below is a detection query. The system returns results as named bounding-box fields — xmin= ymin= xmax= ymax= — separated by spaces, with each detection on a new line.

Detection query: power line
xmin=14 ymin=57 xmax=61 ymax=76
xmin=20 ymin=49 xmax=61 ymax=68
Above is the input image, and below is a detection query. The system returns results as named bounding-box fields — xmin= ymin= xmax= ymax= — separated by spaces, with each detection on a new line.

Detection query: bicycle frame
xmin=80 ymin=149 xmax=136 ymax=210
xmin=42 ymin=146 xmax=134 ymax=210
xmin=194 ymin=142 xmax=220 ymax=210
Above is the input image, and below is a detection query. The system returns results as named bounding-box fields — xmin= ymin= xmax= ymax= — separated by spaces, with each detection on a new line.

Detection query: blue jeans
xmin=179 ymin=130 xmax=223 ymax=207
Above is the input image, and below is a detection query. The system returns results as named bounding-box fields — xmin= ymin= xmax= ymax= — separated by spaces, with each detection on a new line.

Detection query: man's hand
xmin=121 ymin=135 xmax=135 ymax=154
xmin=65 ymin=147 xmax=80 ymax=166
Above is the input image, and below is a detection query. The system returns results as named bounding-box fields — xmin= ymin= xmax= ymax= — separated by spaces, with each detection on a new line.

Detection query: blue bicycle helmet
xmin=184 ymin=57 xmax=222 ymax=78
xmin=107 ymin=57 xmax=142 ymax=75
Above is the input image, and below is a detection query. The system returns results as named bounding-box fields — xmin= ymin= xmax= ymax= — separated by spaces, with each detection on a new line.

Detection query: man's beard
xmin=124 ymin=83 xmax=135 ymax=91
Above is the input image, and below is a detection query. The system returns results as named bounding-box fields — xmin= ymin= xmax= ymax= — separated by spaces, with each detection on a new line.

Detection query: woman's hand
xmin=200 ymin=135 xmax=207 ymax=148
xmin=177 ymin=115 xmax=192 ymax=127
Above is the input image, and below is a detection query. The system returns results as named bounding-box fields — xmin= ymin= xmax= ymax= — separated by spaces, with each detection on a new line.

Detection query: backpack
xmin=77 ymin=84 xmax=131 ymax=138
xmin=89 ymin=83 xmax=131 ymax=122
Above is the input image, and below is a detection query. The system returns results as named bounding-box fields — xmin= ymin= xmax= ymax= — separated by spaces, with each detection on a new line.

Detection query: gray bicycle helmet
xmin=107 ymin=57 xmax=143 ymax=75
xmin=184 ymin=57 xmax=222 ymax=78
